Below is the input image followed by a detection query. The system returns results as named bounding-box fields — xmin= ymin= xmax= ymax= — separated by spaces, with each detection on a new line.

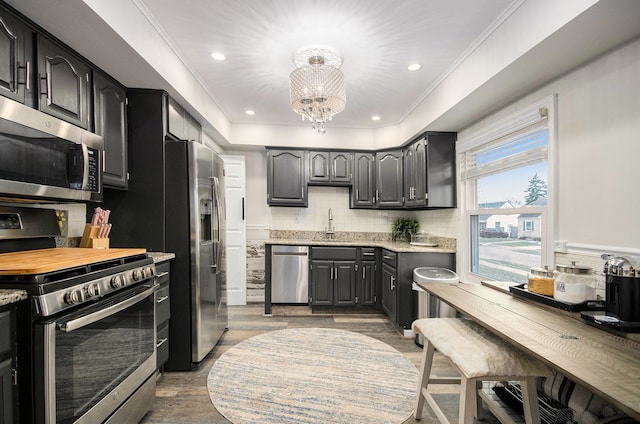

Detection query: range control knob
xmin=110 ymin=275 xmax=125 ymax=288
xmin=132 ymin=269 xmax=142 ymax=281
xmin=64 ymin=290 xmax=82 ymax=305
xmin=84 ymin=283 xmax=100 ymax=298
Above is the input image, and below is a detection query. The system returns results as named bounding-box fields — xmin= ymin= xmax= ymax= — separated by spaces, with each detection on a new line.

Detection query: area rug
xmin=207 ymin=327 xmax=419 ymax=423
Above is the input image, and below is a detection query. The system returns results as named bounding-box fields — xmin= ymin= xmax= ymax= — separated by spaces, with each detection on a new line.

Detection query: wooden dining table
xmin=417 ymin=282 xmax=640 ymax=421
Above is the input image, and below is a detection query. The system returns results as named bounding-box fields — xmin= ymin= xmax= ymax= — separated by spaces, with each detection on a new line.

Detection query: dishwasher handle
xmin=272 ymin=251 xmax=309 ymax=256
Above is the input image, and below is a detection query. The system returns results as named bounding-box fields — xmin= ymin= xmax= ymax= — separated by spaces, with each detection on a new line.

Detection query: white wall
xmin=457 ymin=36 xmax=640 ymax=255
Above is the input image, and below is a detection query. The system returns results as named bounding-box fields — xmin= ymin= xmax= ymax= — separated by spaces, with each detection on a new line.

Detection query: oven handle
xmin=57 ymin=285 xmax=155 ymax=333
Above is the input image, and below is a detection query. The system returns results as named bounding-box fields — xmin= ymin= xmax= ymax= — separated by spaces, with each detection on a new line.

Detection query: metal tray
xmin=509 ymin=283 xmax=605 ymax=312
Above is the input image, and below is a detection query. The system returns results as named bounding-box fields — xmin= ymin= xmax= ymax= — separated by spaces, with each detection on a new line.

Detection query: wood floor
xmin=139 ymin=303 xmax=490 ymax=424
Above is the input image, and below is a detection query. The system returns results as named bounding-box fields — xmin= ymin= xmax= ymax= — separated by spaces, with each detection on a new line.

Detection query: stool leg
xmin=459 ymin=376 xmax=477 ymax=424
xmin=414 ymin=339 xmax=435 ymax=420
xmin=520 ymin=377 xmax=541 ymax=424
xmin=475 ymin=380 xmax=484 ymax=421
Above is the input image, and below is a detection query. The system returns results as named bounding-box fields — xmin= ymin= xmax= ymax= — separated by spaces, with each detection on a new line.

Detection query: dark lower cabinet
xmin=381 ymin=250 xmax=455 ymax=330
xmin=310 ymin=247 xmax=357 ymax=307
xmin=155 ymin=261 xmax=171 ymax=370
xmin=310 ymin=260 xmax=333 ymax=306
xmin=0 ymin=306 xmax=16 ymax=424
xmin=310 ymin=259 xmax=357 ymax=307
xmin=381 ymin=264 xmax=397 ymax=321
xmin=360 ymin=261 xmax=377 ymax=307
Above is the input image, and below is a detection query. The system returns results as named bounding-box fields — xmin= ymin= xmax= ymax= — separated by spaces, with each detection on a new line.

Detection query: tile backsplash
xmin=270 ymin=186 xmax=458 ymax=238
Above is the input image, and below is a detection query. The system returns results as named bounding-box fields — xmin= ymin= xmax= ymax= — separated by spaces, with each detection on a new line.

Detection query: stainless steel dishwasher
xmin=271 ymin=245 xmax=309 ymax=303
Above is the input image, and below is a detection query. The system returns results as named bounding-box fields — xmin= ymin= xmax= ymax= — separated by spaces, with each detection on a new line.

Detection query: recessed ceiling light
xmin=245 ymin=110 xmax=255 ymax=115
xmin=371 ymin=115 xmax=381 ymax=121
xmin=211 ymin=52 xmax=226 ymax=61
xmin=407 ymin=63 xmax=422 ymax=71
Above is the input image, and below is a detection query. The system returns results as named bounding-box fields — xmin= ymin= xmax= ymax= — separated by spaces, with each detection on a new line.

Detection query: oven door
xmin=34 ymin=283 xmax=156 ymax=424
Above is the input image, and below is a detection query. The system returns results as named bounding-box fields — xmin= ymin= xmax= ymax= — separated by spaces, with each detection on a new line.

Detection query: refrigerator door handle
xmin=212 ymin=176 xmax=223 ymax=271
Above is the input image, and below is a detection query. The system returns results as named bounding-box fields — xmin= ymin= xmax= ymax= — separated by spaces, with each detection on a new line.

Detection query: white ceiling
xmin=5 ymin=0 xmax=640 ymax=146
xmin=134 ymin=0 xmax=515 ymax=129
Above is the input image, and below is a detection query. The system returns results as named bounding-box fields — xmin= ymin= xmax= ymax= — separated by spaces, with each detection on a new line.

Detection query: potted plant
xmin=391 ymin=218 xmax=419 ymax=242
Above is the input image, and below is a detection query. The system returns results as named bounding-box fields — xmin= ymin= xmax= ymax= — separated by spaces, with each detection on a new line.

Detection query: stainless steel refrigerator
xmin=165 ymin=140 xmax=228 ymax=370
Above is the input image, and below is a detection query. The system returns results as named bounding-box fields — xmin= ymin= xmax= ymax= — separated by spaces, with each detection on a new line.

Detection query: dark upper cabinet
xmin=404 ymin=132 xmax=457 ymax=209
xmin=167 ymin=97 xmax=201 ymax=142
xmin=308 ymin=151 xmax=352 ymax=185
xmin=351 ymin=152 xmax=376 ymax=208
xmin=0 ymin=9 xmax=34 ymax=106
xmin=404 ymin=139 xmax=425 ymax=207
xmin=424 ymin=132 xmax=457 ymax=208
xmin=93 ymin=70 xmax=128 ymax=189
xmin=375 ymin=149 xmax=404 ymax=208
xmin=267 ymin=149 xmax=308 ymax=206
xmin=37 ymin=35 xmax=91 ymax=129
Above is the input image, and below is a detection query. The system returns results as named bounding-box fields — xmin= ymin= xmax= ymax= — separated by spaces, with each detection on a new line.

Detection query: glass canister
xmin=528 ymin=266 xmax=555 ymax=296
xmin=553 ymin=261 xmax=597 ymax=303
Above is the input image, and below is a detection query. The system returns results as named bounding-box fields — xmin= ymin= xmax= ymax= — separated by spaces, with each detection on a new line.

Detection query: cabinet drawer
xmin=311 ymin=247 xmax=357 ymax=260
xmin=382 ymin=250 xmax=397 ymax=268
xmin=361 ymin=248 xmax=376 ymax=261
xmin=155 ymin=262 xmax=170 ymax=284
xmin=156 ymin=322 xmax=169 ymax=368
xmin=0 ymin=310 xmax=11 ymax=356
xmin=156 ymin=283 xmax=170 ymax=326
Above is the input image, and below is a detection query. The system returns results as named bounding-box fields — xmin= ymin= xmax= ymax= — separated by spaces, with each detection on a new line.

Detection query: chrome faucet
xmin=325 ymin=208 xmax=335 ymax=239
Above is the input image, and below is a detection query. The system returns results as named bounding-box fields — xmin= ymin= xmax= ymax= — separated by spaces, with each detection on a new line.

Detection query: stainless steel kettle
xmin=601 ymin=254 xmax=640 ymax=322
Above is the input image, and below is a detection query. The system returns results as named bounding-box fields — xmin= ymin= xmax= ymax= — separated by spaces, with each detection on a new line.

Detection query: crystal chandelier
xmin=289 ymin=45 xmax=346 ymax=135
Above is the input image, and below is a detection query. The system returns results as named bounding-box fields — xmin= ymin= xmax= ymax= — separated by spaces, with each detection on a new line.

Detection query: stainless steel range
xmin=0 ymin=206 xmax=157 ymax=424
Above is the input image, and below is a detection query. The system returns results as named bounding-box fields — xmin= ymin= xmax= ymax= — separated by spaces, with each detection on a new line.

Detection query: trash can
xmin=412 ymin=267 xmax=459 ymax=346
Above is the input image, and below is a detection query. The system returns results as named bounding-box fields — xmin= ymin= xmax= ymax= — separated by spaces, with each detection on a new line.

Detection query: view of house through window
xmin=466 ymin=129 xmax=548 ymax=284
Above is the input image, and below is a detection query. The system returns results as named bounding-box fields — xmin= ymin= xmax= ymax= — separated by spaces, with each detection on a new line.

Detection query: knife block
xmin=80 ymin=224 xmax=110 ymax=249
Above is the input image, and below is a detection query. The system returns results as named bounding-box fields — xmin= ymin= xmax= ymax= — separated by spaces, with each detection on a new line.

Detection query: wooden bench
xmin=412 ymin=318 xmax=552 ymax=424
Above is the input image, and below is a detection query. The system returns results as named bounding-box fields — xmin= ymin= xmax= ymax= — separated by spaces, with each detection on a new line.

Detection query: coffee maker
xmin=581 ymin=254 xmax=640 ymax=332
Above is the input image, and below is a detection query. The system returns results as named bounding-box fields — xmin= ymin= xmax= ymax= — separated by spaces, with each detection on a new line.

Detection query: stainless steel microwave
xmin=0 ymin=96 xmax=103 ymax=202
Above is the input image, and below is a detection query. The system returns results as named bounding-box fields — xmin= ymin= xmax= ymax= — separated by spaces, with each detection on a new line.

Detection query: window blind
xmin=461 ymin=128 xmax=548 ymax=180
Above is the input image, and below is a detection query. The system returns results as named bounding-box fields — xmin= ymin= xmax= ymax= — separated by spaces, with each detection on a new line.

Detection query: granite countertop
xmin=266 ymin=239 xmax=456 ymax=254
xmin=147 ymin=252 xmax=176 ymax=263
xmin=0 ymin=289 xmax=28 ymax=307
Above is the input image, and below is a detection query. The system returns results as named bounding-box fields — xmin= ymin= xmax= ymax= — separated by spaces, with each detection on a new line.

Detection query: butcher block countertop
xmin=0 ymin=248 xmax=147 ymax=275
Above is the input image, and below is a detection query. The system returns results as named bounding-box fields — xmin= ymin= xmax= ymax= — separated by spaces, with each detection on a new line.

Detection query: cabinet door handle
xmin=383 ymin=255 xmax=393 ymax=260
xmin=156 ymin=272 xmax=169 ymax=278
xmin=330 ymin=267 xmax=334 ymax=280
xmin=40 ymin=73 xmax=50 ymax=100
xmin=18 ymin=61 xmax=30 ymax=91
xmin=156 ymin=295 xmax=169 ymax=304
xmin=356 ymin=189 xmax=359 ymax=199
xmin=156 ymin=337 xmax=168 ymax=348
xmin=362 ymin=268 xmax=366 ymax=280
xmin=390 ymin=276 xmax=396 ymax=290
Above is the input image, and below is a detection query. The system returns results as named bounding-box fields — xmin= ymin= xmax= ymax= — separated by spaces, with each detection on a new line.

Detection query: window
xmin=458 ymin=98 xmax=555 ymax=284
